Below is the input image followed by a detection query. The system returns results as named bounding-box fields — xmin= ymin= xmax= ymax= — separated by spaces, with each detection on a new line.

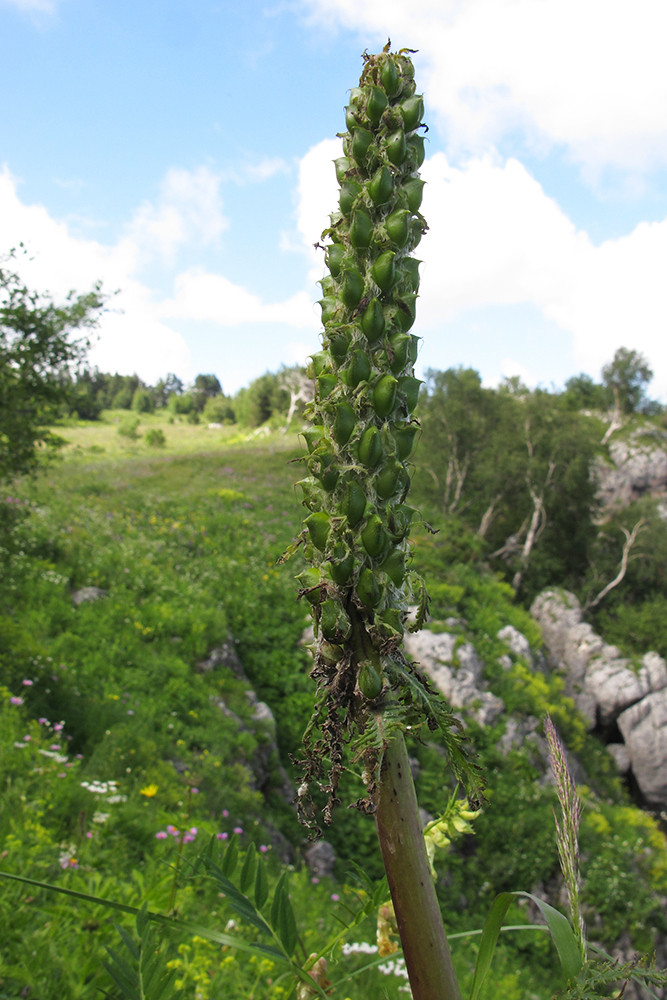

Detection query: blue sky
xmin=2 ymin=0 xmax=667 ymax=398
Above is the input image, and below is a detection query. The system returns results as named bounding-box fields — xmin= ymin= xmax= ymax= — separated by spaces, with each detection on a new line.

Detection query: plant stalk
xmin=375 ymin=733 xmax=462 ymax=1000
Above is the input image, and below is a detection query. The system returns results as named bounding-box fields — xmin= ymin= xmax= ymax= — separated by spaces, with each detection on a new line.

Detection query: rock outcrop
xmin=531 ymin=589 xmax=667 ymax=808
xmin=595 ymin=428 xmax=667 ymax=515
xmin=403 ymin=630 xmax=505 ymax=725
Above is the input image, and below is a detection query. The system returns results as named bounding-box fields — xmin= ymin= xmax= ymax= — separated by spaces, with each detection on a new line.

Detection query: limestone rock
xmin=596 ymin=430 xmax=667 ymax=514
xmin=618 ymin=692 xmax=667 ymax=807
xmin=403 ymin=630 xmax=504 ymax=726
xmin=305 ymin=840 xmax=336 ymax=879
xmin=497 ymin=625 xmax=533 ymax=665
xmin=72 ymin=586 xmax=108 ymax=606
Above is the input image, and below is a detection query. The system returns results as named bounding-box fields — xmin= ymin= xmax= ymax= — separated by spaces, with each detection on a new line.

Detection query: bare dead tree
xmin=511 ymin=460 xmax=555 ymax=592
xmin=584 ymin=518 xmax=646 ymax=611
xmin=279 ymin=367 xmax=314 ymax=432
xmin=478 ymin=493 xmax=503 ymax=538
xmin=601 ymin=386 xmax=624 ymax=445
xmin=490 ymin=515 xmax=530 ymax=560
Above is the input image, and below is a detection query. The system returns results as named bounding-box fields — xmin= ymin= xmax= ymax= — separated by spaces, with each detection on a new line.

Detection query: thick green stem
xmin=375 ymin=734 xmax=462 ymax=1000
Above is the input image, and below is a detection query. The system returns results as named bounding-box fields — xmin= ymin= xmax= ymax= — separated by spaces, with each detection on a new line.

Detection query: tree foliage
xmin=0 ymin=253 xmax=104 ymax=482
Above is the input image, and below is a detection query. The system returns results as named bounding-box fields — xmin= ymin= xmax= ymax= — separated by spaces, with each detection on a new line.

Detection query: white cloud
xmin=301 ymin=0 xmax=667 ymax=173
xmin=295 ymin=138 xmax=342 ymax=283
xmin=128 ymin=166 xmax=228 ymax=262
xmin=0 ymin=164 xmax=320 ymax=384
xmin=292 ymin=147 xmax=667 ymax=396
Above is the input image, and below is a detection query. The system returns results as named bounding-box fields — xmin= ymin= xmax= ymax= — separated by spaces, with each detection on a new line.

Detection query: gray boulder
xmin=403 ymin=630 xmax=504 ymax=726
xmin=497 ymin=625 xmax=533 ymax=665
xmin=532 ymin=588 xmax=667 ymax=807
xmin=305 ymin=840 xmax=336 ymax=879
xmin=596 ymin=430 xmax=667 ymax=515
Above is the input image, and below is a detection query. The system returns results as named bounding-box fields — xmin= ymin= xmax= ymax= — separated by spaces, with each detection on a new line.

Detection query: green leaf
xmin=199 ymin=857 xmax=272 ymax=936
xmin=277 ymin=879 xmax=298 ymax=957
xmin=469 ymin=892 xmax=583 ymax=1000
xmin=254 ymin=857 xmax=269 ymax=911
xmin=239 ymin=843 xmax=257 ymax=895
xmin=221 ymin=834 xmax=239 ymax=877
xmin=0 ymin=869 xmax=286 ymax=961
xmin=270 ymin=871 xmax=287 ymax=930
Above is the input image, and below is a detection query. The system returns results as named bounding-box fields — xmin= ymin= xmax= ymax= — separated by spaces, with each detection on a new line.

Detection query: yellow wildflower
xmin=139 ymin=784 xmax=158 ymax=798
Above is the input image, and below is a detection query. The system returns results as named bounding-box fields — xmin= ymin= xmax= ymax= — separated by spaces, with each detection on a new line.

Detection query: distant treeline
xmin=67 ymin=366 xmax=312 ymax=428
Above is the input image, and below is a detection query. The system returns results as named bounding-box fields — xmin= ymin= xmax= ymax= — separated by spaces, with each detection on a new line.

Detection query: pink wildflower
xmin=155 ymin=831 xmax=168 ymax=840
xmin=23 ymin=735 xmax=31 ymax=742
xmin=53 ymin=723 xmax=64 ymax=733
xmin=50 ymin=744 xmax=61 ymax=750
xmin=233 ymin=827 xmax=243 ymax=835
xmin=183 ymin=834 xmax=195 ymax=843
xmin=10 ymin=697 xmax=23 ymax=706
xmin=38 ymin=718 xmax=48 ymax=725
xmin=311 ymin=877 xmax=319 ymax=884
xmin=216 ymin=833 xmax=228 ymax=840
xmin=167 ymin=825 xmax=179 ymax=836
xmin=57 ymin=773 xmax=66 ymax=778
xmin=222 ymin=809 xmax=229 ymax=817
xmin=331 ymin=894 xmax=340 ymax=901
xmin=22 ymin=679 xmax=33 ymax=687
xmin=259 ymin=845 xmax=268 ymax=853
xmin=190 ymin=787 xmax=199 ymax=794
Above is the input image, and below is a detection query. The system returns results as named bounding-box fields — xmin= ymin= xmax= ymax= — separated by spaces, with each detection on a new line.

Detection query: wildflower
xmin=233 ymin=826 xmax=243 ymax=835
xmin=92 ymin=811 xmax=110 ymax=824
xmin=22 ymin=679 xmax=33 ymax=687
xmin=38 ymin=717 xmax=48 ymax=724
xmin=155 ymin=831 xmax=168 ymax=839
xmin=259 ymin=844 xmax=268 ymax=853
xmin=50 ymin=744 xmax=61 ymax=750
xmin=57 ymin=773 xmax=66 ymax=778
xmin=190 ymin=787 xmax=199 ymax=794
xmin=217 ymin=832 xmax=228 ymax=840
xmin=222 ymin=809 xmax=229 ymax=817
xmin=10 ymin=696 xmax=23 ymax=706
xmin=127 ymin=710 xmax=134 ymax=715
xmin=23 ymin=735 xmax=31 ymax=742
xmin=53 ymin=723 xmax=63 ymax=733
xmin=183 ymin=833 xmax=195 ymax=843
xmin=167 ymin=825 xmax=179 ymax=836
xmin=140 ymin=784 xmax=158 ymax=798
xmin=86 ymin=831 xmax=93 ymax=839
xmin=331 ymin=894 xmax=340 ymax=901
xmin=311 ymin=877 xmax=319 ymax=884
xmin=189 ymin=827 xmax=197 ymax=835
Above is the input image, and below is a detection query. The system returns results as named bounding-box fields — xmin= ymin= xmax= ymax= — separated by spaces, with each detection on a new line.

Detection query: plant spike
xmin=293 ymin=43 xmax=479 ymax=1000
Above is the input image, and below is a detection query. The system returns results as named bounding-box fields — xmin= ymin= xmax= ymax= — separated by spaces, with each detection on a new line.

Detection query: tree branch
xmin=585 ymin=519 xmax=646 ymax=611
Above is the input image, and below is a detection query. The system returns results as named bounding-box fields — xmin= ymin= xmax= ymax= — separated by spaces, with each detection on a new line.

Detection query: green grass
xmin=1 ymin=423 xmax=667 ymax=998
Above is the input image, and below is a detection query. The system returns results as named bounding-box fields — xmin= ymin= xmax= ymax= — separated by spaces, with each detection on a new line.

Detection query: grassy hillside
xmin=1 ymin=414 xmax=667 ymax=999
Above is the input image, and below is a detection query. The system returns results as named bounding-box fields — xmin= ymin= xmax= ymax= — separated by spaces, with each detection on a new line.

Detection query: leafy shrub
xmin=144 ymin=429 xmax=166 ymax=448
xmin=131 ymin=388 xmax=154 ymax=413
xmin=117 ymin=416 xmax=140 ymax=440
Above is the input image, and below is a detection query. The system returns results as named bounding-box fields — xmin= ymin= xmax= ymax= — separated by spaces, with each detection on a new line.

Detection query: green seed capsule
xmin=345 ymin=106 xmax=358 ymax=132
xmin=302 ymin=426 xmax=326 ymax=453
xmin=393 ymin=423 xmax=419 ymax=461
xmin=325 ymin=244 xmax=346 ymax=278
xmin=394 ymin=294 xmax=418 ymax=332
xmin=409 ymin=217 xmax=425 ymax=249
xmin=385 ymin=129 xmax=407 ymax=165
xmin=341 ymin=480 xmax=367 ymax=528
xmin=385 ymin=209 xmax=411 ymax=248
xmin=319 ymin=276 xmax=335 ymax=298
xmin=380 ymin=549 xmax=406 ymax=588
xmin=378 ymin=608 xmax=404 ymax=638
xmin=404 ymin=178 xmax=425 ymax=213
xmin=397 ymin=257 xmax=421 ymax=293
xmin=366 ymin=85 xmax=388 ymax=124
xmin=358 ymin=661 xmax=383 ymax=699
xmin=407 ymin=133 xmax=425 ymax=167
xmin=320 ymin=599 xmax=352 ymax=642
xmin=398 ymin=375 xmax=423 ymax=412
xmin=367 ymin=165 xmax=394 ymax=206
xmin=356 ymin=567 xmax=383 ymax=608
xmin=388 ymin=503 xmax=416 ymax=540
xmin=317 ymin=373 xmax=337 ymax=398
xmin=329 ymin=330 xmax=351 ymax=361
xmin=319 ymin=297 xmax=339 ymax=325
xmin=319 ymin=640 xmax=344 ymax=666
xmin=346 ymin=349 xmax=371 ymax=387
xmin=297 ymin=567 xmax=325 ymax=605
xmin=361 ymin=298 xmax=385 ymax=343
xmin=380 ymin=58 xmax=400 ymax=97
xmin=334 ymin=157 xmax=351 ymax=183
xmin=400 ymin=96 xmax=424 ymax=132
xmin=349 ymin=87 xmax=363 ymax=105
xmin=375 ymin=459 xmax=402 ymax=499
xmin=320 ymin=463 xmax=339 ymax=492
xmin=389 ymin=332 xmax=411 ymax=373
xmin=333 ymin=400 xmax=357 ymax=445
xmin=372 ymin=374 xmax=399 ymax=417
xmin=340 ymin=269 xmax=364 ymax=310
xmin=296 ymin=477 xmax=323 ymax=511
xmin=309 ymin=352 xmax=329 ymax=377
xmin=351 ymin=127 xmax=373 ymax=163
xmin=358 ymin=425 xmax=383 ymax=468
xmin=361 ymin=513 xmax=389 ymax=557
xmin=305 ymin=512 xmax=331 ymax=551
xmin=371 ymin=251 xmax=396 ymax=293
xmin=339 ymin=180 xmax=362 ymax=216
xmin=350 ymin=210 xmax=373 ymax=249
xmin=328 ymin=545 xmax=354 ymax=585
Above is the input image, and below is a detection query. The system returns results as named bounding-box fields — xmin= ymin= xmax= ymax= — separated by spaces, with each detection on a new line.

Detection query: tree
xmin=191 ymin=373 xmax=222 ymax=412
xmin=0 ymin=252 xmax=104 ymax=482
xmin=602 ymin=347 xmax=653 ymax=416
